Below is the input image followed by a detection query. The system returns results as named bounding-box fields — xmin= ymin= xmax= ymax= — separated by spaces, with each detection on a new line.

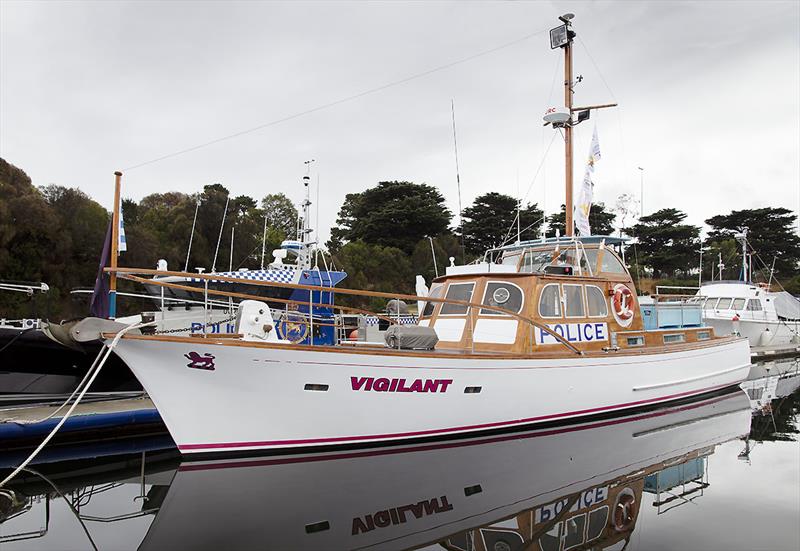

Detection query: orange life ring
xmin=611 ymin=489 xmax=637 ymax=532
xmin=612 ymin=284 xmax=634 ymax=321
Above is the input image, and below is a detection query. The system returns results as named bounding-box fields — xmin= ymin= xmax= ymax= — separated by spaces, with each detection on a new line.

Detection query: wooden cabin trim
xmin=110 ymin=332 xmax=745 ymax=362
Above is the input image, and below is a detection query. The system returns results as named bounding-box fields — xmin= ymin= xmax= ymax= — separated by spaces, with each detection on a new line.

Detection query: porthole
xmin=493 ymin=287 xmax=510 ymax=304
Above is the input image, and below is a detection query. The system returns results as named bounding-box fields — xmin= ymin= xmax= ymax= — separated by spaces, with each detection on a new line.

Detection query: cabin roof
xmin=491 ymin=235 xmax=629 ymax=254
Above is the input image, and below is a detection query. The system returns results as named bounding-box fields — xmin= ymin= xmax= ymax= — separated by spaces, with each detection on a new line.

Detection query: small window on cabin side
xmin=439 ymin=282 xmax=475 ymax=315
xmin=586 ymin=285 xmax=608 ymax=317
xmin=732 ymin=298 xmax=745 ymax=310
xmin=600 ymin=251 xmax=627 ymax=274
xmin=704 ymin=298 xmax=718 ymax=309
xmin=716 ymin=298 xmax=732 ymax=310
xmin=481 ymin=282 xmax=523 ymax=315
xmin=422 ymin=283 xmax=444 ymax=317
xmin=564 ymin=284 xmax=585 ymax=317
xmin=581 ymin=249 xmax=599 ymax=275
xmin=539 ymin=284 xmax=561 ymax=318
xmin=746 ymin=299 xmax=762 ymax=311
xmin=501 ymin=253 xmax=520 ymax=267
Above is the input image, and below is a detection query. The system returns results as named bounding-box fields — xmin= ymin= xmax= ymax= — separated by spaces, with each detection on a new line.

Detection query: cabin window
xmin=663 ymin=333 xmax=686 ymax=344
xmin=716 ymin=298 xmax=732 ymax=309
xmin=501 ymin=253 xmax=521 ymax=266
xmin=581 ymin=248 xmax=599 ymax=275
xmin=704 ymin=298 xmax=718 ymax=310
xmin=697 ymin=330 xmax=711 ymax=340
xmin=481 ymin=282 xmax=523 ymax=315
xmin=563 ymin=513 xmax=586 ymax=549
xmin=599 ymin=251 xmax=627 ymax=274
xmin=439 ymin=282 xmax=474 ymax=316
xmin=587 ymin=506 xmax=609 ymax=542
xmin=539 ymin=284 xmax=561 ymax=318
xmin=539 ymin=525 xmax=561 ymax=551
xmin=626 ymin=336 xmax=645 ymax=347
xmin=422 ymin=283 xmax=444 ymax=317
xmin=586 ymin=285 xmax=608 ymax=317
xmin=520 ymin=250 xmax=553 ymax=273
xmin=746 ymin=299 xmax=762 ymax=311
xmin=564 ymin=284 xmax=585 ymax=318
xmin=732 ymin=298 xmax=745 ymax=310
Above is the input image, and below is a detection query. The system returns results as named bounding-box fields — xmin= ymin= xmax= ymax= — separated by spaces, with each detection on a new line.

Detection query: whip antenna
xmin=451 ymin=99 xmax=465 ymax=261
xmin=211 ymin=192 xmax=230 ymax=272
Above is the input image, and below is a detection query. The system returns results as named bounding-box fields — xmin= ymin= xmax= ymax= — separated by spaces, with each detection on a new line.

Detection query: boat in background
xmin=691 ymin=230 xmax=800 ymax=347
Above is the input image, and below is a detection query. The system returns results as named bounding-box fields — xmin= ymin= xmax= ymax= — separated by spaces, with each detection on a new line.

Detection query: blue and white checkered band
xmin=190 ymin=268 xmax=298 ymax=284
xmin=364 ymin=315 xmax=419 ymax=326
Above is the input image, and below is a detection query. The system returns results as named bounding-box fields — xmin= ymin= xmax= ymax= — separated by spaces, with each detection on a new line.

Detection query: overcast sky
xmin=1 ymin=1 xmax=798 ymax=246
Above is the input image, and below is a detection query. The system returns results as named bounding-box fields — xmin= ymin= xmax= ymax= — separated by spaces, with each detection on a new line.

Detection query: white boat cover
xmin=773 ymin=291 xmax=800 ymax=320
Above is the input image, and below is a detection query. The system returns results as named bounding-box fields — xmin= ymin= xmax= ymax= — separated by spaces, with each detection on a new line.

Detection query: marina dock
xmin=0 ymin=395 xmax=164 ymax=448
xmin=750 ymin=342 xmax=800 ymax=361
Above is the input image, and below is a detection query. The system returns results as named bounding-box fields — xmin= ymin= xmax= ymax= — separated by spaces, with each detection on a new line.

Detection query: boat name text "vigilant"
xmin=535 ymin=322 xmax=608 ymax=345
xmin=352 ymin=495 xmax=453 ymax=535
xmin=351 ymin=377 xmax=453 ymax=393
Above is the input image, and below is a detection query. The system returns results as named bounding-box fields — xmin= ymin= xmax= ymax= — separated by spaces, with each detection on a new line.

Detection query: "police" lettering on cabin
xmin=535 ymin=323 xmax=608 ymax=345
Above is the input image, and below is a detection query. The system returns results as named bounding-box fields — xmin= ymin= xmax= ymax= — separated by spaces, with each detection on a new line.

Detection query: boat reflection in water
xmin=133 ymin=390 xmax=750 ymax=551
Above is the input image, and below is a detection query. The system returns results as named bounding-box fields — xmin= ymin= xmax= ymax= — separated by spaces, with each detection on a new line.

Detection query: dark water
xmin=2 ymin=359 xmax=799 ymax=551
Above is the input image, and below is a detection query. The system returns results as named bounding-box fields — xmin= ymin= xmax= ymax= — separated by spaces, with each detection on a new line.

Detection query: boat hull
xmin=111 ymin=337 xmax=752 ymax=455
xmin=704 ymin=317 xmax=799 ymax=347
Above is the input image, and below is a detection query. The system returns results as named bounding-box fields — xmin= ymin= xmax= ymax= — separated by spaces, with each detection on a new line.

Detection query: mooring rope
xmin=0 ymin=321 xmax=153 ymax=489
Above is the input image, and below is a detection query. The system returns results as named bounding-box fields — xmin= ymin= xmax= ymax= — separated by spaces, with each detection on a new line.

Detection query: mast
xmin=299 ymin=159 xmax=314 ymax=244
xmin=109 ymin=171 xmax=122 ymax=319
xmin=547 ymin=14 xmax=617 ymax=238
xmin=563 ymin=18 xmax=575 ymax=237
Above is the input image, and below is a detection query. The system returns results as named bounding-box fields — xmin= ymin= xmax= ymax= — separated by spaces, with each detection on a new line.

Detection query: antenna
xmin=299 ymin=160 xmax=315 ymax=244
xmin=211 ymin=191 xmax=229 ymax=273
xmin=229 ymin=225 xmax=235 ymax=272
xmin=260 ymin=210 xmax=268 ymax=270
xmin=451 ymin=100 xmax=465 ymax=261
xmin=428 ymin=236 xmax=439 ymax=278
xmin=184 ymin=197 xmax=201 ymax=272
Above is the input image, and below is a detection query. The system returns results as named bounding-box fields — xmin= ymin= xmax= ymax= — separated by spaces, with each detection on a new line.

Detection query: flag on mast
xmin=118 ymin=206 xmax=127 ymax=253
xmin=574 ymin=126 xmax=601 ymax=237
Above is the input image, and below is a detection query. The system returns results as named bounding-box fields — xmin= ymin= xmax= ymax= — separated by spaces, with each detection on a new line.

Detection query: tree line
xmin=1 ymin=156 xmax=798 ymax=318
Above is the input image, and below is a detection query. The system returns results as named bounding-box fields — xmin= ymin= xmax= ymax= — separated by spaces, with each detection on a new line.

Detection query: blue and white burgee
xmin=118 ymin=207 xmax=127 ymax=253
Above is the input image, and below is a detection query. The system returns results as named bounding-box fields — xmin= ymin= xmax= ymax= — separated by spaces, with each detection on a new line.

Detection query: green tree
xmin=546 ymin=202 xmax=616 ymax=237
xmin=261 ymin=193 xmax=298 ymax=239
xmin=460 ymin=193 xmax=543 ymax=256
xmin=630 ymin=208 xmax=700 ymax=278
xmin=331 ymin=241 xmax=413 ymax=311
xmin=705 ymin=208 xmax=800 ymax=278
xmin=328 ymin=181 xmax=451 ymax=254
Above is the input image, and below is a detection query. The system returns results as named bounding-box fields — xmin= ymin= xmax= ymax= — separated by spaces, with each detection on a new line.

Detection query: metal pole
xmin=638 ymin=167 xmax=644 ymax=217
xmin=184 ymin=199 xmax=200 ymax=272
xmin=211 ymin=194 xmax=229 ymax=273
xmin=260 ymin=213 xmax=268 ymax=269
xmin=109 ymin=171 xmax=122 ymax=319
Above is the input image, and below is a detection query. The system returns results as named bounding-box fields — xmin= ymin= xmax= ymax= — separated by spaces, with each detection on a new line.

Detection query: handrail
xmin=110 ymin=267 xmax=583 ymax=355
xmin=119 ymin=274 xmax=402 ymax=327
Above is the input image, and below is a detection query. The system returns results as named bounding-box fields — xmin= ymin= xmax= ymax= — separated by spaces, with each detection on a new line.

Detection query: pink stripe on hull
xmin=178 ymin=381 xmax=738 ymax=452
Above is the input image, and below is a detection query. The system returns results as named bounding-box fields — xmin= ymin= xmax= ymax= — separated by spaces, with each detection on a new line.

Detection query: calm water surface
xmin=2 ymin=359 xmax=799 ymax=551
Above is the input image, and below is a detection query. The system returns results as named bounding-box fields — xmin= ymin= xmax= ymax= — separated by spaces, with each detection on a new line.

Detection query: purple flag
xmin=89 ymin=220 xmax=113 ymax=318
